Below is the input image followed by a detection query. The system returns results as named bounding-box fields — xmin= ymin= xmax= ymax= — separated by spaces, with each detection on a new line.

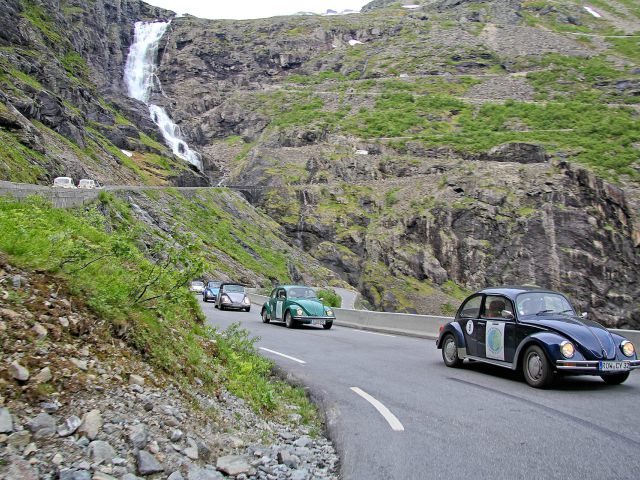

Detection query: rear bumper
xmin=556 ymin=359 xmax=640 ymax=374
xmin=221 ymin=302 xmax=250 ymax=309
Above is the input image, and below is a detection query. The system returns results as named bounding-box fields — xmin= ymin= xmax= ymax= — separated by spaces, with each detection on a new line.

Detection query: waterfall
xmin=124 ymin=21 xmax=202 ymax=170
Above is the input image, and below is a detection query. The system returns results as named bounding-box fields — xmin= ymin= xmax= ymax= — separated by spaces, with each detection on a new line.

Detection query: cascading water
xmin=124 ymin=21 xmax=202 ymax=170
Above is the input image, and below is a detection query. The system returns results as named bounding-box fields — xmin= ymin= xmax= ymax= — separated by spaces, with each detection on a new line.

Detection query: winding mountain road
xmin=203 ymin=298 xmax=640 ymax=480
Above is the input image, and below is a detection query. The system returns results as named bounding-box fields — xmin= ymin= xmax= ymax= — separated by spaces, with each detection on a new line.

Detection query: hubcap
xmin=444 ymin=339 xmax=457 ymax=363
xmin=527 ymin=353 xmax=543 ymax=380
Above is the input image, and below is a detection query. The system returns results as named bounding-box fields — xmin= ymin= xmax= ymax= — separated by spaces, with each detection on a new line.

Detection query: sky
xmin=144 ymin=1 xmax=373 ymax=20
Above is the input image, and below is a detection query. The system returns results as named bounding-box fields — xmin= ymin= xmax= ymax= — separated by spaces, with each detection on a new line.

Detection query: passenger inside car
xmin=486 ymin=299 xmax=506 ymax=318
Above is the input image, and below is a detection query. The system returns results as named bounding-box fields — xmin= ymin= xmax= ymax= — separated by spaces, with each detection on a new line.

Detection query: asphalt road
xmin=201 ymin=297 xmax=640 ymax=480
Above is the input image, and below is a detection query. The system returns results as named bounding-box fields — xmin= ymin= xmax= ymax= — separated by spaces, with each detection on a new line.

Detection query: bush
xmin=316 ymin=288 xmax=342 ymax=308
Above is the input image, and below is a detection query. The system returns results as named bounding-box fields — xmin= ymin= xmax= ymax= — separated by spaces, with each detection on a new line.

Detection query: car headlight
xmin=221 ymin=294 xmax=231 ymax=303
xmin=621 ymin=340 xmax=635 ymax=357
xmin=296 ymin=307 xmax=304 ymax=316
xmin=326 ymin=309 xmax=334 ymax=316
xmin=243 ymin=297 xmax=250 ymax=304
xmin=560 ymin=341 xmax=575 ymax=358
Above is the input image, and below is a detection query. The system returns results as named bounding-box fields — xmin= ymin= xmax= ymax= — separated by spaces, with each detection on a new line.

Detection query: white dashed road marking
xmin=350 ymin=387 xmax=405 ymax=431
xmin=259 ymin=347 xmax=306 ymax=364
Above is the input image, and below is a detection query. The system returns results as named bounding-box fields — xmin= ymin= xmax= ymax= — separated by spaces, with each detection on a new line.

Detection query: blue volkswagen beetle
xmin=202 ymin=280 xmax=221 ymax=303
xmin=436 ymin=286 xmax=639 ymax=388
xmin=261 ymin=285 xmax=336 ymax=329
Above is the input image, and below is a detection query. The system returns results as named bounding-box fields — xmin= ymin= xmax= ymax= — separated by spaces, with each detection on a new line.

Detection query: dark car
xmin=436 ymin=286 xmax=639 ymax=388
xmin=215 ymin=283 xmax=251 ymax=312
xmin=261 ymin=285 xmax=336 ymax=329
xmin=202 ymin=281 xmax=221 ymax=303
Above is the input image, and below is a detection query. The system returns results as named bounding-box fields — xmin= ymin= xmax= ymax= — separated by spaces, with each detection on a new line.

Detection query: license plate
xmin=599 ymin=361 xmax=630 ymax=371
xmin=311 ymin=319 xmax=325 ymax=326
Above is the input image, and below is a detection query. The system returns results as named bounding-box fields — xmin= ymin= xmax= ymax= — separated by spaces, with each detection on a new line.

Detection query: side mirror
xmin=502 ymin=310 xmax=514 ymax=319
xmin=581 ymin=312 xmax=588 ymax=319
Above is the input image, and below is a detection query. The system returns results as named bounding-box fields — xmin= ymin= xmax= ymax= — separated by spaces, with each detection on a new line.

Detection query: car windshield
xmin=516 ymin=292 xmax=575 ymax=317
xmin=223 ymin=284 xmax=244 ymax=293
xmin=287 ymin=287 xmax=317 ymax=299
xmin=191 ymin=281 xmax=203 ymax=287
xmin=207 ymin=282 xmax=221 ymax=288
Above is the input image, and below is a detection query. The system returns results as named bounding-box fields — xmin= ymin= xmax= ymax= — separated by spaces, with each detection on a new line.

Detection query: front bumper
xmin=556 ymin=359 xmax=640 ymax=374
xmin=293 ymin=316 xmax=335 ymax=325
xmin=221 ymin=301 xmax=250 ymax=309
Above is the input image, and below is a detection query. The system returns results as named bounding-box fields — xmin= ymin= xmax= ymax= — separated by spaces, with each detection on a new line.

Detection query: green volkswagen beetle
xmin=261 ymin=285 xmax=336 ymax=329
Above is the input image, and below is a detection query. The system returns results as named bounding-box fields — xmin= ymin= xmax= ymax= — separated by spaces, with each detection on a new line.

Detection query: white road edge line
xmin=353 ymin=330 xmax=396 ymax=338
xmin=350 ymin=387 xmax=405 ymax=432
xmin=259 ymin=347 xmax=306 ymax=364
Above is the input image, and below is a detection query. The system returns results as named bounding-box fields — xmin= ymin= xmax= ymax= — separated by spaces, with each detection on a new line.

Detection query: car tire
xmin=441 ymin=334 xmax=463 ymax=368
xmin=203 ymin=296 xmax=208 ymax=303
xmin=261 ymin=309 xmax=270 ymax=324
xmin=600 ymin=371 xmax=630 ymax=385
xmin=323 ymin=322 xmax=333 ymax=330
xmin=522 ymin=345 xmax=555 ymax=388
xmin=219 ymin=304 xmax=225 ymax=311
xmin=285 ymin=310 xmax=295 ymax=329
xmin=245 ymin=307 xmax=251 ymax=313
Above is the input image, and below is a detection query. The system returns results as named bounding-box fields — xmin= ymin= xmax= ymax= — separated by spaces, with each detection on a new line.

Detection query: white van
xmin=77 ymin=179 xmax=98 ymax=189
xmin=53 ymin=177 xmax=76 ymax=188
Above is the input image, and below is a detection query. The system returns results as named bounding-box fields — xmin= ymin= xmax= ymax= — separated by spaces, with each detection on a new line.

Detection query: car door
xmin=479 ymin=295 xmax=516 ymax=363
xmin=458 ymin=294 xmax=482 ymax=356
xmin=274 ymin=288 xmax=286 ymax=320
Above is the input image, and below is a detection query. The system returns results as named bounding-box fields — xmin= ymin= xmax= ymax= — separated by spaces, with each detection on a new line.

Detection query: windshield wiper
xmin=559 ymin=309 xmax=574 ymax=315
xmin=536 ymin=309 xmax=554 ymax=315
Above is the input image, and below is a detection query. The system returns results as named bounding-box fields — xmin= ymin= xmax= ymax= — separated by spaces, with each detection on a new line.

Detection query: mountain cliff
xmin=1 ymin=0 xmax=639 ymax=327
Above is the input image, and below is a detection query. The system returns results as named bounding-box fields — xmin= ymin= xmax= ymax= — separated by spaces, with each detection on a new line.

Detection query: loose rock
xmin=136 ymin=450 xmax=164 ymax=475
xmin=33 ymin=366 xmax=53 ymax=384
xmin=0 ymin=407 xmax=13 ymax=433
xmin=27 ymin=412 xmax=56 ymax=438
xmin=216 ymin=455 xmax=256 ymax=476
xmin=58 ymin=415 xmax=82 ymax=437
xmin=9 ymin=360 xmax=30 ymax=381
xmin=78 ymin=409 xmax=102 ymax=440
xmin=89 ymin=440 xmax=116 ymax=465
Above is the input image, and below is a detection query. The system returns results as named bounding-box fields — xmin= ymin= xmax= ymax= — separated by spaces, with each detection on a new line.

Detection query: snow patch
xmin=348 ymin=39 xmax=363 ymax=46
xmin=355 ymin=149 xmax=369 ymax=155
xmin=120 ymin=149 xmax=133 ymax=157
xmin=402 ymin=4 xmax=421 ymax=9
xmin=584 ymin=6 xmax=602 ymax=18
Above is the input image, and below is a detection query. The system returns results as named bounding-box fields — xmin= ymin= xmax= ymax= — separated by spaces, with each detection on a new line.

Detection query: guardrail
xmin=247 ymin=293 xmax=640 ymax=344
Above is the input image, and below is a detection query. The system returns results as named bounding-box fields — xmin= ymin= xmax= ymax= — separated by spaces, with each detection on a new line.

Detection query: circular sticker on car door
xmin=465 ymin=320 xmax=474 ymax=335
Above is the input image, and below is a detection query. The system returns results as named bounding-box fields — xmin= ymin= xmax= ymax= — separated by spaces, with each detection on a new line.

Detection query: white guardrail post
xmin=247 ymin=293 xmax=640 ymax=342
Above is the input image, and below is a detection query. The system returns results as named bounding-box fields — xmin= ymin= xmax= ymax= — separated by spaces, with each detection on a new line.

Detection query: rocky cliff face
xmin=0 ymin=0 xmax=207 ymax=186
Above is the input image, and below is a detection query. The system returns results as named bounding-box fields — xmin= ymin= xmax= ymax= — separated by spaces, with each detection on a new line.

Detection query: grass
xmin=0 ymin=195 xmax=321 ymax=421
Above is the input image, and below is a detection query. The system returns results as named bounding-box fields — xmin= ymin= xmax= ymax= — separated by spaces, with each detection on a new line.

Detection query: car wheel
xmin=245 ymin=307 xmax=251 ymax=313
xmin=600 ymin=371 xmax=630 ymax=385
xmin=323 ymin=322 xmax=333 ymax=330
xmin=219 ymin=304 xmax=225 ymax=311
xmin=203 ymin=296 xmax=208 ymax=303
xmin=285 ymin=310 xmax=295 ymax=329
xmin=441 ymin=334 xmax=463 ymax=368
xmin=523 ymin=345 xmax=555 ymax=388
xmin=261 ymin=309 xmax=270 ymax=324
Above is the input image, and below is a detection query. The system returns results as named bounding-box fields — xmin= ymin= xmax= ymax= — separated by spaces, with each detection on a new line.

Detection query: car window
xmin=223 ymin=284 xmax=244 ymax=293
xmin=277 ymin=289 xmax=287 ymax=299
xmin=270 ymin=289 xmax=278 ymax=299
xmin=483 ymin=296 xmax=514 ymax=319
xmin=191 ymin=281 xmax=204 ymax=287
xmin=516 ymin=292 xmax=574 ymax=316
xmin=459 ymin=295 xmax=482 ymax=318
xmin=207 ymin=282 xmax=221 ymax=288
xmin=288 ymin=287 xmax=316 ymax=298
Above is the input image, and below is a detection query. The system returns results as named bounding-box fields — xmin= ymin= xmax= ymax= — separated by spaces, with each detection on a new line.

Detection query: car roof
xmin=478 ymin=286 xmax=564 ymax=301
xmin=220 ymin=282 xmax=245 ymax=287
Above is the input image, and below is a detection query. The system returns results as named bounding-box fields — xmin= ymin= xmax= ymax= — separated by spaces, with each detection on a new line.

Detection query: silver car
xmin=215 ymin=283 xmax=251 ymax=312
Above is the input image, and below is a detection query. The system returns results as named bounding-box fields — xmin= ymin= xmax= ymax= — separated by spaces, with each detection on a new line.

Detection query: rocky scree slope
xmin=151 ymin=0 xmax=640 ymax=326
xmin=0 ymin=259 xmax=339 ymax=480
xmin=0 ymin=0 xmax=208 ymax=186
